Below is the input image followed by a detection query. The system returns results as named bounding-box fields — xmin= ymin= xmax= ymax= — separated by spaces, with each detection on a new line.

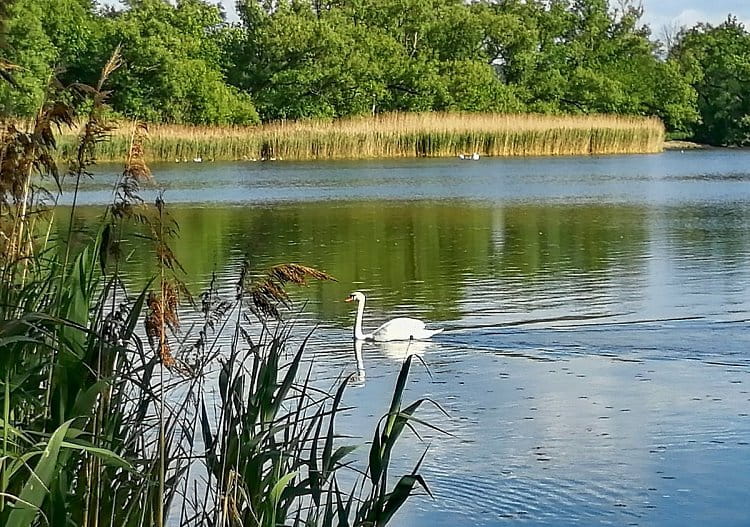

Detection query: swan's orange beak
xmin=344 ymin=295 xmax=353 ymax=302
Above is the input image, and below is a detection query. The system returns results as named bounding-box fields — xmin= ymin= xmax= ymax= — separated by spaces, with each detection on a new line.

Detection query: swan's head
xmin=344 ymin=291 xmax=366 ymax=303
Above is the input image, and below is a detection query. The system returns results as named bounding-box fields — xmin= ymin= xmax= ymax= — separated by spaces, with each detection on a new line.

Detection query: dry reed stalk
xmin=55 ymin=112 xmax=665 ymax=162
xmin=1 ymin=97 xmax=74 ymax=267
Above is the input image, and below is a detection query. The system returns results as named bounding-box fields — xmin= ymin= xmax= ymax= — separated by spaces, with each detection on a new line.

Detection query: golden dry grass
xmin=57 ymin=112 xmax=665 ymax=162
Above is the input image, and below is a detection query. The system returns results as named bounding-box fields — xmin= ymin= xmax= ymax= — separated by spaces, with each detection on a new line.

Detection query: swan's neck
xmin=354 ymin=297 xmax=368 ymax=340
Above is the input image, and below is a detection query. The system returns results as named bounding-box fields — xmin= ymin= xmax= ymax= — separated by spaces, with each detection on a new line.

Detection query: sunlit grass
xmin=57 ymin=112 xmax=665 ymax=162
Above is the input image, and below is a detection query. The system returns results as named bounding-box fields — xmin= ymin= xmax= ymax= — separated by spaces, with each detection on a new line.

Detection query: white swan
xmin=345 ymin=291 xmax=443 ymax=341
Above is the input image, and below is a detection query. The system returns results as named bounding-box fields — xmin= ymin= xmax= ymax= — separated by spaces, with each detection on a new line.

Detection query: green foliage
xmin=2 ymin=0 xmax=747 ymax=142
xmin=6 ymin=421 xmax=73 ymax=527
xmin=436 ymin=61 xmax=523 ymax=112
xmin=0 ymin=0 xmax=56 ymax=115
xmin=671 ymin=17 xmax=750 ymax=145
xmin=483 ymin=0 xmax=697 ymax=128
xmin=38 ymin=0 xmax=100 ymax=85
xmin=0 ymin=0 xmax=258 ymax=125
xmin=231 ymin=0 xmax=527 ymax=119
xmin=95 ymin=0 xmax=259 ymax=124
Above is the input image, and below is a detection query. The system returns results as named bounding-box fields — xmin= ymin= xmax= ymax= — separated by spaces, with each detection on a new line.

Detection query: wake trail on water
xmin=431 ymin=314 xmax=749 ymax=367
xmin=437 ymin=313 xmax=707 ymax=333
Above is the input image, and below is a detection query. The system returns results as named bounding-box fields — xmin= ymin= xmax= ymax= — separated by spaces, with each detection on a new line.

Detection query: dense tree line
xmin=669 ymin=17 xmax=750 ymax=145
xmin=0 ymin=0 xmax=748 ymax=145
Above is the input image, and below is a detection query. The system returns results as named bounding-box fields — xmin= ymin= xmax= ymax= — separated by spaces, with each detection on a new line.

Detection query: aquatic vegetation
xmin=56 ymin=112 xmax=666 ymax=162
xmin=1 ymin=59 xmax=435 ymax=527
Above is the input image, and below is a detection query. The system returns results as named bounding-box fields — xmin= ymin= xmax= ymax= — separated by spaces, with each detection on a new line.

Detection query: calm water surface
xmin=67 ymin=151 xmax=750 ymax=526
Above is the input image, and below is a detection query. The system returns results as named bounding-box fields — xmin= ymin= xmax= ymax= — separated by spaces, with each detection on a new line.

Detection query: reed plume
xmin=247 ymin=263 xmax=336 ymax=319
xmin=145 ymin=286 xmax=179 ymax=368
xmin=0 ymin=97 xmax=75 ymax=263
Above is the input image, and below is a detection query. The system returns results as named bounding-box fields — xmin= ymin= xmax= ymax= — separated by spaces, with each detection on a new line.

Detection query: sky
xmin=101 ymin=1 xmax=750 ymax=33
xmin=644 ymin=0 xmax=750 ymax=32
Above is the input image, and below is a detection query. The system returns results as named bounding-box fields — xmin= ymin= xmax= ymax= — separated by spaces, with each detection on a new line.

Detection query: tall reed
xmin=56 ymin=112 xmax=665 ymax=162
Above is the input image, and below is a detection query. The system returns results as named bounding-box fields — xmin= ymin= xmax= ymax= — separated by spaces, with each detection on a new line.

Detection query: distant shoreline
xmin=663 ymin=140 xmax=712 ymax=150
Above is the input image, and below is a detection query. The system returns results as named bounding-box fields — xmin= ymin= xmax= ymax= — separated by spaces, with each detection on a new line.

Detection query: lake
xmin=63 ymin=150 xmax=750 ymax=526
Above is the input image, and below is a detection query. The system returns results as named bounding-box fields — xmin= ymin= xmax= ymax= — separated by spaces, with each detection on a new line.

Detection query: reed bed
xmin=57 ymin=112 xmax=665 ymax=162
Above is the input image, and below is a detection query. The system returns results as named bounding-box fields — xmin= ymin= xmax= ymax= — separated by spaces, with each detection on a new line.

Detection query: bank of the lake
xmin=58 ymin=113 xmax=665 ymax=163
xmin=663 ymin=140 xmax=712 ymax=150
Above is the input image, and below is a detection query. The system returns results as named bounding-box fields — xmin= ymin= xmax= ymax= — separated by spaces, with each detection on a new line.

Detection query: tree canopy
xmin=227 ymin=0 xmax=695 ymax=123
xmin=0 ymin=0 xmax=746 ymax=144
xmin=671 ymin=17 xmax=750 ymax=145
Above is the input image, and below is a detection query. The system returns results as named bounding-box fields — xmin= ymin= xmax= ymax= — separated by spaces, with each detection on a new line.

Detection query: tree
xmin=0 ymin=0 xmax=56 ymax=116
xmin=0 ymin=0 xmax=18 ymax=85
xmin=230 ymin=0 xmax=526 ymax=119
xmin=96 ymin=0 xmax=259 ymax=124
xmin=671 ymin=17 xmax=750 ymax=145
xmin=490 ymin=0 xmax=696 ymax=128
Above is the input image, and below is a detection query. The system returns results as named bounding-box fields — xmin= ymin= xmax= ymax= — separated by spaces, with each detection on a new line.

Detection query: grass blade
xmin=7 ymin=420 xmax=73 ymax=527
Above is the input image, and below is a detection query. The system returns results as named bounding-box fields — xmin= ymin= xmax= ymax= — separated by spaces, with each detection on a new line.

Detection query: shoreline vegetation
xmin=1 ymin=52 xmax=435 ymax=526
xmin=663 ymin=140 xmax=713 ymax=150
xmin=4 ymin=0 xmax=750 ymax=149
xmin=57 ymin=113 xmax=666 ymax=163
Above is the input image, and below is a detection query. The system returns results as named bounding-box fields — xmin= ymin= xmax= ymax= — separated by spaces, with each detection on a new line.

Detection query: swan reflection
xmin=350 ymin=338 xmax=434 ymax=386
xmin=377 ymin=338 xmax=433 ymax=360
xmin=350 ymin=339 xmax=366 ymax=386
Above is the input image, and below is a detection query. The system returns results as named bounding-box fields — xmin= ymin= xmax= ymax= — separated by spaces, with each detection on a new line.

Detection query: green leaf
xmin=71 ymin=380 xmax=109 ymax=417
xmin=6 ymin=420 xmax=73 ymax=527
xmin=270 ymin=471 xmax=297 ymax=509
xmin=59 ymin=441 xmax=131 ymax=470
xmin=329 ymin=445 xmax=358 ymax=470
xmin=380 ymin=474 xmax=430 ymax=525
xmin=322 ymin=373 xmax=351 ymax=475
xmin=368 ymin=423 xmax=383 ymax=485
xmin=270 ymin=330 xmax=311 ymax=418
xmin=384 ymin=355 xmax=414 ymax=435
xmin=123 ymin=283 xmax=152 ymax=341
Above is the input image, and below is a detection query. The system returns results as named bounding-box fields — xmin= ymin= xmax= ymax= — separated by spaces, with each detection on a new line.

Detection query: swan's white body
xmin=345 ymin=291 xmax=443 ymax=342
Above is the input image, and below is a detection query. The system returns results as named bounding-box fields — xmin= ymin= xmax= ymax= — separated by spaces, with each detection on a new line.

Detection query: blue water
xmin=74 ymin=150 xmax=750 ymax=526
xmin=68 ymin=150 xmax=750 ymax=206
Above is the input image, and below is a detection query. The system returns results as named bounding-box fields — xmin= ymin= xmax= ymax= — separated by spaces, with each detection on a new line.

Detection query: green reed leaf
xmin=6 ymin=420 xmax=73 ymax=527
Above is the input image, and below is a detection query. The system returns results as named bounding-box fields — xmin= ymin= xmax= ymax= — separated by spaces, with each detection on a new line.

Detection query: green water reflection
xmin=60 ymin=201 xmax=661 ymax=320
